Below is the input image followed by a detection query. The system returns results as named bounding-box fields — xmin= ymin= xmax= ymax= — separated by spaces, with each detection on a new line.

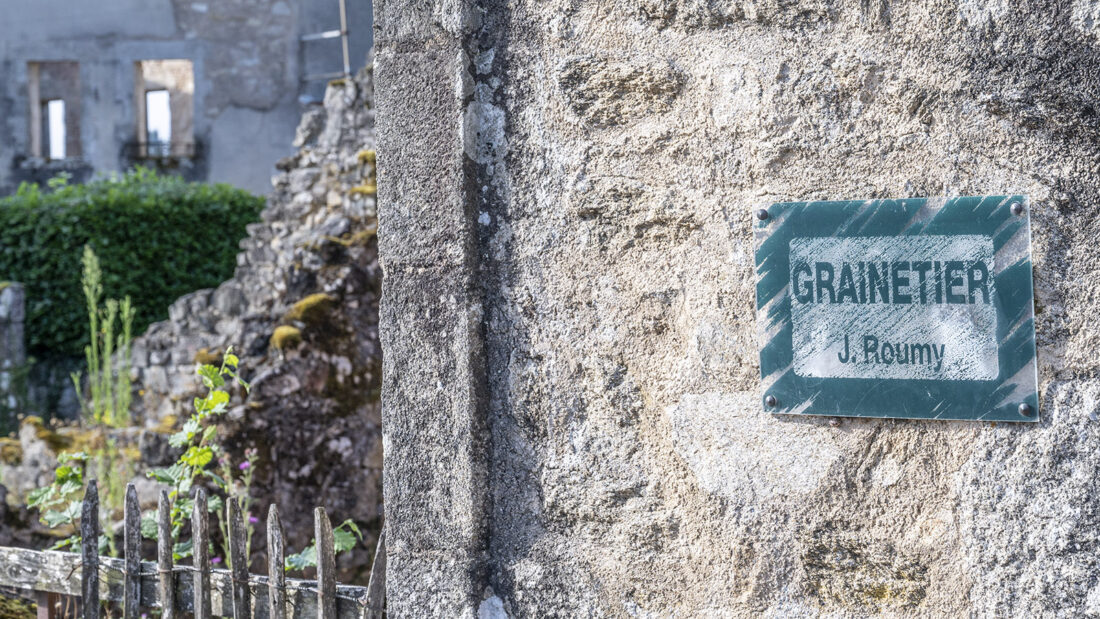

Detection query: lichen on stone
xmin=270 ymin=325 xmax=302 ymax=350
xmin=284 ymin=293 xmax=337 ymax=326
xmin=356 ymin=149 xmax=376 ymax=166
xmin=0 ymin=438 xmax=22 ymax=465
xmin=193 ymin=347 xmax=222 ymax=365
xmin=325 ymin=225 xmax=377 ymax=249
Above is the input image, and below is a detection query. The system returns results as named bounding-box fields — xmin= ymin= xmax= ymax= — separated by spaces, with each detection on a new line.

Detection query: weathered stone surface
xmin=378 ymin=0 xmax=1100 ymax=615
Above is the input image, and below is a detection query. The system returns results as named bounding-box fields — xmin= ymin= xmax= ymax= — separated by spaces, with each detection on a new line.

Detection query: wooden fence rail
xmin=0 ymin=481 xmax=385 ymax=619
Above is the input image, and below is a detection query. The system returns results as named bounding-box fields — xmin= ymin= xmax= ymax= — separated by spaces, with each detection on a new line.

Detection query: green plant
xmin=70 ymin=246 xmax=134 ymax=427
xmin=212 ymin=447 xmax=258 ymax=569
xmin=26 ymin=452 xmax=91 ymax=551
xmin=146 ymin=349 xmax=249 ymax=559
xmin=0 ymin=168 xmax=263 ymax=360
xmin=285 ymin=519 xmax=363 ymax=572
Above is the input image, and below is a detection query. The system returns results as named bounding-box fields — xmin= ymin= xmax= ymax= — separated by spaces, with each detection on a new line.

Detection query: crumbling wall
xmin=131 ymin=65 xmax=382 ymax=581
xmin=376 ymin=0 xmax=1100 ymax=615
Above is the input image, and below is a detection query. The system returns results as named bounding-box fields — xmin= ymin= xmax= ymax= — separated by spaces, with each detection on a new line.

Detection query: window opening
xmin=27 ymin=61 xmax=81 ymax=159
xmin=145 ymin=90 xmax=172 ymax=157
xmin=134 ymin=60 xmax=194 ymax=158
xmin=45 ymin=99 xmax=66 ymax=160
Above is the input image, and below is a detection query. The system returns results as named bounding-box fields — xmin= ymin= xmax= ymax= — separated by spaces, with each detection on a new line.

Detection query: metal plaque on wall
xmin=754 ymin=196 xmax=1039 ymax=422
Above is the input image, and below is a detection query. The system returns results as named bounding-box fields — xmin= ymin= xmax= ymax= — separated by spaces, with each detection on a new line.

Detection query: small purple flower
xmin=249 ymin=515 xmax=259 ymax=524
xmin=211 ymin=556 xmax=222 ymax=565
xmin=239 ymin=461 xmax=251 ymax=470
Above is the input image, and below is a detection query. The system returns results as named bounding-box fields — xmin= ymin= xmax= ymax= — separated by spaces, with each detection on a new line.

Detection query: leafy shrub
xmin=0 ymin=170 xmax=263 ymax=359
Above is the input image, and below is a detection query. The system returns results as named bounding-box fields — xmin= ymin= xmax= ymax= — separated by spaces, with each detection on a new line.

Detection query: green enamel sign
xmin=754 ymin=196 xmax=1038 ymax=422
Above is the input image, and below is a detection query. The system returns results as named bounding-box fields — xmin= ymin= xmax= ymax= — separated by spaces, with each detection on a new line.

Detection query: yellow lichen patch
xmin=24 ymin=416 xmax=71 ymax=452
xmin=328 ymin=78 xmax=347 ymax=87
xmin=324 ymin=224 xmax=378 ymax=248
xmin=271 ymin=325 xmax=303 ymax=351
xmin=194 ymin=347 xmax=222 ymax=365
xmin=0 ymin=438 xmax=22 ymax=464
xmin=153 ymin=414 xmax=179 ymax=434
xmin=54 ymin=426 xmax=106 ymax=454
xmin=24 ymin=416 xmax=106 ymax=454
xmin=285 ymin=293 xmax=337 ymax=325
xmin=349 ymin=184 xmax=377 ymax=197
xmin=357 ymin=149 xmax=376 ymax=166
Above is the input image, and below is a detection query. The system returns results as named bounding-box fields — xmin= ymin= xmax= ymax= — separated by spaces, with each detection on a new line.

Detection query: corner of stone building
xmin=375 ymin=0 xmax=500 ymax=615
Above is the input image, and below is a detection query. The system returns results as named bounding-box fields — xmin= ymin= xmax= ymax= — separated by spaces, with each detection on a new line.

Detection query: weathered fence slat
xmin=364 ymin=528 xmax=385 ymax=619
xmin=315 ymin=508 xmax=336 ymax=619
xmin=229 ymin=498 xmax=250 ymax=619
xmin=268 ymin=504 xmax=286 ymax=619
xmin=81 ymin=481 xmax=99 ymax=619
xmin=192 ymin=488 xmax=211 ymax=619
xmin=156 ymin=489 xmax=175 ymax=619
xmin=36 ymin=590 xmax=53 ymax=619
xmin=123 ymin=484 xmax=141 ymax=619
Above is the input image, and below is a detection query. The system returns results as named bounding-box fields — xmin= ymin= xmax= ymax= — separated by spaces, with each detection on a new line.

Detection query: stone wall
xmin=0 ymin=283 xmax=26 ymax=423
xmin=131 ymin=64 xmax=382 ymax=581
xmin=376 ymin=0 xmax=1100 ymax=615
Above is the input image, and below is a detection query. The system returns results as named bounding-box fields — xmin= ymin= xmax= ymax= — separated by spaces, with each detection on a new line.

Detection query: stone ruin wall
xmin=376 ymin=0 xmax=1100 ymax=615
xmin=0 ymin=61 xmax=381 ymax=580
xmin=129 ymin=65 xmax=383 ymax=579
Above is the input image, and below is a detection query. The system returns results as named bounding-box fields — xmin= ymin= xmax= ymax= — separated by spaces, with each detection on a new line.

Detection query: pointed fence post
xmin=229 ymin=498 xmax=250 ymax=619
xmin=123 ymin=484 xmax=141 ymax=619
xmin=315 ymin=507 xmax=336 ymax=619
xmin=267 ymin=505 xmax=286 ymax=619
xmin=81 ymin=481 xmax=99 ymax=619
xmin=192 ymin=488 xmax=211 ymax=619
xmin=365 ymin=528 xmax=386 ymax=619
xmin=157 ymin=490 xmax=175 ymax=619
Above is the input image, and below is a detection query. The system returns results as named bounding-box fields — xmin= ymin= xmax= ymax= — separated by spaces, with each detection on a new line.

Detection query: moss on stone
xmin=357 ymin=149 xmax=376 ymax=166
xmin=271 ymin=325 xmax=302 ymax=351
xmin=153 ymin=414 xmax=179 ymax=434
xmin=349 ymin=184 xmax=377 ymax=197
xmin=324 ymin=224 xmax=377 ymax=249
xmin=284 ymin=293 xmax=337 ymax=326
xmin=25 ymin=416 xmax=105 ymax=454
xmin=193 ymin=347 xmax=222 ymax=365
xmin=0 ymin=438 xmax=22 ymax=464
xmin=0 ymin=592 xmax=34 ymax=619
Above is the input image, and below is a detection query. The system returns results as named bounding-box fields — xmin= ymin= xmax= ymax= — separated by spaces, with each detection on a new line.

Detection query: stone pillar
xmin=375 ymin=0 xmax=490 ymax=616
xmin=0 ymin=284 xmax=26 ymax=415
xmin=376 ymin=0 xmax=1100 ymax=615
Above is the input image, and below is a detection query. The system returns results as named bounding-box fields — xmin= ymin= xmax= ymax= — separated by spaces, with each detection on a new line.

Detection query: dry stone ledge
xmin=376 ymin=0 xmax=1100 ymax=615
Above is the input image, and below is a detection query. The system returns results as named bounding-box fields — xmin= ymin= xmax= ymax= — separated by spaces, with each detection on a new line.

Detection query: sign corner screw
xmin=1011 ymin=201 xmax=1025 ymax=216
xmin=764 ymin=394 xmax=777 ymax=407
xmin=1019 ymin=403 xmax=1033 ymax=416
xmin=755 ymin=208 xmax=770 ymax=221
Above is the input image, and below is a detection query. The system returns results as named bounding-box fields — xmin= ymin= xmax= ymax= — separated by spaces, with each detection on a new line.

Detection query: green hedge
xmin=0 ymin=169 xmax=264 ymax=358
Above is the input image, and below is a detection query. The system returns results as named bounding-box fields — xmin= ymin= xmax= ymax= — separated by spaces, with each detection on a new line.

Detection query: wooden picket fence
xmin=0 ymin=481 xmax=386 ymax=619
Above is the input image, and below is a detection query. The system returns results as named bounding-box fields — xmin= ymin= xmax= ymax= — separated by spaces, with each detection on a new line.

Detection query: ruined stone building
xmin=0 ymin=0 xmax=372 ymax=195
